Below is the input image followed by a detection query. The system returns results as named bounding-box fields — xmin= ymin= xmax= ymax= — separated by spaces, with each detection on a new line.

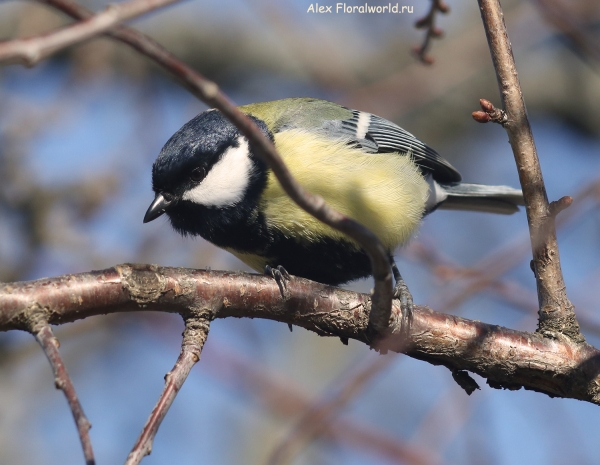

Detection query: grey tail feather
xmin=438 ymin=183 xmax=524 ymax=215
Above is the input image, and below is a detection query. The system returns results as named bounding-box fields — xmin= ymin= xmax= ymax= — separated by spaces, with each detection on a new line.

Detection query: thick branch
xmin=2 ymin=265 xmax=600 ymax=405
xmin=0 ymin=0 xmax=182 ymax=66
xmin=32 ymin=0 xmax=394 ymax=337
xmin=477 ymin=0 xmax=581 ymax=341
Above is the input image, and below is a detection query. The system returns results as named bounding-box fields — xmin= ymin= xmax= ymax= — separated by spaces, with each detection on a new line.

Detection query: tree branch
xmin=30 ymin=0 xmax=395 ymax=341
xmin=532 ymin=0 xmax=600 ymax=68
xmin=267 ymin=356 xmax=393 ymax=465
xmin=0 ymin=0 xmax=182 ymax=67
xmin=3 ymin=264 xmax=600 ymax=405
xmin=207 ymin=347 xmax=441 ymax=465
xmin=477 ymin=0 xmax=582 ymax=341
xmin=31 ymin=321 xmax=95 ymax=465
xmin=413 ymin=0 xmax=450 ymax=64
xmin=125 ymin=314 xmax=210 ymax=465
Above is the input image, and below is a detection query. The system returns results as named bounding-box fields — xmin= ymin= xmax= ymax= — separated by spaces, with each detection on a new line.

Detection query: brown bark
xmin=2 ymin=264 xmax=599 ymax=405
xmin=478 ymin=0 xmax=582 ymax=341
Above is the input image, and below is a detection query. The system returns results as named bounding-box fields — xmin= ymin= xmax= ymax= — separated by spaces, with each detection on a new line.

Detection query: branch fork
xmin=477 ymin=0 xmax=583 ymax=342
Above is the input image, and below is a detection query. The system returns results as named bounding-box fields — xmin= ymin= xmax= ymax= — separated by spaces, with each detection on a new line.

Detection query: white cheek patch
xmin=182 ymin=137 xmax=252 ymax=207
xmin=356 ymin=111 xmax=371 ymax=139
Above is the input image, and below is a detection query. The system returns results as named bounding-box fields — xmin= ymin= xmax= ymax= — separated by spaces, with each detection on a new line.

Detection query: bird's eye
xmin=190 ymin=167 xmax=206 ymax=182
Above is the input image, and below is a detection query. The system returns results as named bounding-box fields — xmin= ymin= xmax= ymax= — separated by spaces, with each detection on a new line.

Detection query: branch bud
xmin=479 ymin=98 xmax=495 ymax=112
xmin=472 ymin=111 xmax=492 ymax=123
xmin=431 ymin=27 xmax=444 ymax=38
xmin=436 ymin=0 xmax=450 ymax=13
xmin=415 ymin=17 xmax=429 ymax=29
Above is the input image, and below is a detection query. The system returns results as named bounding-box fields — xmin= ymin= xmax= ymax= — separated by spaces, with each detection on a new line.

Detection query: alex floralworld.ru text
xmin=307 ymin=3 xmax=414 ymax=14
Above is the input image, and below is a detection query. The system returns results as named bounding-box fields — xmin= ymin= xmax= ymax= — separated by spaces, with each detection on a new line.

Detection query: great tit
xmin=144 ymin=98 xmax=523 ymax=295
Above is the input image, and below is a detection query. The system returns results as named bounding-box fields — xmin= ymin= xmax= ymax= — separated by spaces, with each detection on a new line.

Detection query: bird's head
xmin=144 ymin=109 xmax=271 ymax=235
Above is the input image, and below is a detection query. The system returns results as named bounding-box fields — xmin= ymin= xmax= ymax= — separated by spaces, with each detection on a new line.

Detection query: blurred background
xmin=1 ymin=0 xmax=600 ymax=463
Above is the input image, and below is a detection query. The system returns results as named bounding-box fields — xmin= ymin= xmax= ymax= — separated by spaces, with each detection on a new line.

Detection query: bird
xmin=144 ymin=98 xmax=523 ymax=323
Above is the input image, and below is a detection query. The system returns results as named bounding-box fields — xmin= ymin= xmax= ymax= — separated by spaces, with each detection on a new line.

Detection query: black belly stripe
xmin=267 ymin=235 xmax=373 ymax=285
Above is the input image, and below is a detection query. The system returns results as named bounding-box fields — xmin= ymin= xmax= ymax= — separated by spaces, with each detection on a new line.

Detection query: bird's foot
xmin=265 ymin=265 xmax=291 ymax=298
xmin=265 ymin=265 xmax=292 ymax=331
xmin=392 ymin=264 xmax=413 ymax=336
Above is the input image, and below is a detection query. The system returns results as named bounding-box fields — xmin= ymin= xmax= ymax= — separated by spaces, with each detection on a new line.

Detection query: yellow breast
xmin=261 ymin=129 xmax=429 ymax=250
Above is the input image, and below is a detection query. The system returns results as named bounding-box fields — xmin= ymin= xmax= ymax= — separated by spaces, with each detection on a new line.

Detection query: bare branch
xmin=532 ymin=0 xmax=600 ymax=68
xmin=477 ymin=0 xmax=582 ymax=341
xmin=413 ymin=0 xmax=450 ymax=64
xmin=125 ymin=314 xmax=210 ymax=465
xmin=343 ymin=3 xmax=541 ymax=119
xmin=431 ymin=177 xmax=600 ymax=313
xmin=3 ymin=264 xmax=600 ymax=405
xmin=208 ymin=347 xmax=441 ymax=465
xmin=0 ymin=0 xmax=182 ymax=67
xmin=32 ymin=321 xmax=95 ymax=465
xmin=549 ymin=195 xmax=573 ymax=217
xmin=407 ymin=233 xmax=600 ymax=340
xmin=267 ymin=356 xmax=393 ymax=465
xmin=34 ymin=0 xmax=395 ymax=342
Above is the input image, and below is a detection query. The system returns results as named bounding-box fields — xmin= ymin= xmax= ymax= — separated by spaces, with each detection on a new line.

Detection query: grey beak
xmin=143 ymin=193 xmax=172 ymax=223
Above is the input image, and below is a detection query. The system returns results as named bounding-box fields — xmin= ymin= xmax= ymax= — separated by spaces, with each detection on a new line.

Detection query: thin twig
xmin=267 ymin=305 xmax=427 ymax=463
xmin=404 ymin=179 xmax=600 ymax=338
xmin=267 ymin=356 xmax=393 ymax=465
xmin=487 ymin=279 xmax=600 ymax=336
xmin=32 ymin=322 xmax=95 ymax=465
xmin=34 ymin=0 xmax=394 ymax=343
xmin=0 ymin=0 xmax=182 ymax=66
xmin=18 ymin=320 xmax=441 ymax=465
xmin=206 ymin=346 xmax=441 ymax=465
xmin=532 ymin=0 xmax=600 ymax=68
xmin=413 ymin=0 xmax=449 ymax=64
xmin=125 ymin=315 xmax=210 ymax=465
xmin=436 ymin=177 xmax=600 ymax=312
xmin=478 ymin=0 xmax=582 ymax=341
xmin=343 ymin=1 xmax=540 ymax=118
xmin=409 ymin=242 xmax=600 ymax=338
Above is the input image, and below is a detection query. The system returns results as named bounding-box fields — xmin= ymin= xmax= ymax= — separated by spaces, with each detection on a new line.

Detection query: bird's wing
xmin=240 ymin=98 xmax=462 ymax=183
xmin=319 ymin=108 xmax=462 ymax=183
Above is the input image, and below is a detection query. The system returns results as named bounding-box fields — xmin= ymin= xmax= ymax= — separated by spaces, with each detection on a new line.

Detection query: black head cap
xmin=145 ymin=110 xmax=272 ymax=228
xmin=151 ymin=110 xmax=273 ymax=196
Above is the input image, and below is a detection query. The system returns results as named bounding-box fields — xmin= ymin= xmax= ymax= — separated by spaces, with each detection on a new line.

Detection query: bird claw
xmin=393 ymin=279 xmax=413 ymax=336
xmin=265 ymin=265 xmax=291 ymax=298
xmin=391 ymin=263 xmax=413 ymax=336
